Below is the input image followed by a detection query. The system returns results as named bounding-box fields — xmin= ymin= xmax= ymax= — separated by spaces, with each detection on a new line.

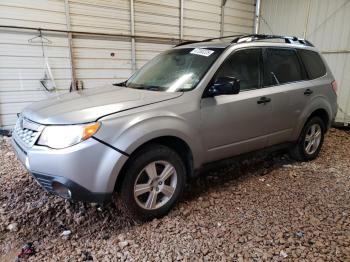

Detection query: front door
xmin=200 ymin=48 xmax=273 ymax=162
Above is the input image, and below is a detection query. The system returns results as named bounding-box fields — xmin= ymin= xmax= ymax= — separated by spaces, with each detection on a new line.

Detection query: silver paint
xmin=12 ymin=40 xmax=338 ymax=196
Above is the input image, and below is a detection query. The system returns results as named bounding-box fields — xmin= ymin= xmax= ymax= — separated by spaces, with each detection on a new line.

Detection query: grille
xmin=13 ymin=117 xmax=43 ymax=148
xmin=32 ymin=173 xmax=54 ymax=193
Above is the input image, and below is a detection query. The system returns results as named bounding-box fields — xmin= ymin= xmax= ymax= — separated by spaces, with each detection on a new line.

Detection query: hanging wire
xmin=259 ymin=15 xmax=274 ymax=35
xmin=28 ymin=29 xmax=57 ymax=92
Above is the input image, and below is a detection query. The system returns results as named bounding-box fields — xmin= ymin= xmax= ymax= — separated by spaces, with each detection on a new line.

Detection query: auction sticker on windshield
xmin=190 ymin=48 xmax=214 ymax=57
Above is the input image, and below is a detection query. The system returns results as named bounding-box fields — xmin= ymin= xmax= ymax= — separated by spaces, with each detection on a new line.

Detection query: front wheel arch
xmin=114 ymin=136 xmax=193 ymax=193
xmin=117 ymin=143 xmax=187 ymax=220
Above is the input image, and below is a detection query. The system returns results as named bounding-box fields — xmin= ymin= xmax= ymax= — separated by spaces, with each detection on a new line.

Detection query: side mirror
xmin=208 ymin=77 xmax=240 ymax=97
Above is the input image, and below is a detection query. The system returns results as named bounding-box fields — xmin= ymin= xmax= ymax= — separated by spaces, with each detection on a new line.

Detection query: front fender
xmin=96 ymin=111 xmax=204 ymax=169
xmin=121 ymin=116 xmax=203 ymax=168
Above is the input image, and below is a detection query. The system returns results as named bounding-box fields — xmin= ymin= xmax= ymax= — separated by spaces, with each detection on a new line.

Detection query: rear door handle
xmin=257 ymin=96 xmax=271 ymax=105
xmin=304 ymin=89 xmax=313 ymax=96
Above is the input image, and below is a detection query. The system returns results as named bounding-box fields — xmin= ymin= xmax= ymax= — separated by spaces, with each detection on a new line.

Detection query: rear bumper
xmin=11 ymin=135 xmax=128 ymax=203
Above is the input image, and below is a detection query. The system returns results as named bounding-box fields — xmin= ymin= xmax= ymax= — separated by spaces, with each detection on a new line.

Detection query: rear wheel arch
xmin=290 ymin=115 xmax=325 ymax=161
xmin=306 ymin=108 xmax=330 ymax=130
xmin=294 ymin=102 xmax=332 ymax=140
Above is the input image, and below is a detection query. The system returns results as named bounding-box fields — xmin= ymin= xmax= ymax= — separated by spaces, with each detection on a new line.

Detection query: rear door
xmin=262 ymin=47 xmax=309 ymax=145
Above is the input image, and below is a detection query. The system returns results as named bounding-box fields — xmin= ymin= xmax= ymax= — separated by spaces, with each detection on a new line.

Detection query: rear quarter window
xmin=298 ymin=49 xmax=326 ymax=79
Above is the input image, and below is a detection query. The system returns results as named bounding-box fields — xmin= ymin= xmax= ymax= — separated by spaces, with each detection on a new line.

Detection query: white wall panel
xmin=1 ymin=115 xmax=20 ymax=128
xmin=324 ymin=53 xmax=350 ymax=124
xmin=0 ymin=0 xmax=67 ymax=30
xmin=69 ymin=0 xmax=130 ymax=34
xmin=0 ymin=80 xmax=71 ymax=92
xmin=183 ymin=0 xmax=254 ymax=40
xmin=0 ymin=31 xmax=71 ymax=128
xmin=3 ymin=57 xmax=70 ymax=69
xmin=223 ymin=0 xmax=254 ymax=35
xmin=0 ymin=0 xmax=70 ymax=128
xmin=260 ymin=0 xmax=350 ymax=125
xmin=0 ymin=90 xmax=65 ymax=128
xmin=135 ymin=0 xmax=179 ymax=38
xmin=259 ymin=0 xmax=308 ymax=36
xmin=73 ymin=38 xmax=132 ymax=86
xmin=0 ymin=44 xmax=69 ymax=58
xmin=306 ymin=0 xmax=350 ymax=51
xmin=184 ymin=0 xmax=222 ymax=39
xmin=0 ymin=69 xmax=70 ymax=80
xmin=1 ymin=102 xmax=33 ymax=114
xmin=0 ymin=90 xmax=65 ymax=104
xmin=69 ymin=1 xmax=132 ymax=88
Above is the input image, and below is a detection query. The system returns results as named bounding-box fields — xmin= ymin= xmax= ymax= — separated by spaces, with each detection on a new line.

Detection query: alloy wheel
xmin=133 ymin=160 xmax=177 ymax=210
xmin=304 ymin=123 xmax=322 ymax=155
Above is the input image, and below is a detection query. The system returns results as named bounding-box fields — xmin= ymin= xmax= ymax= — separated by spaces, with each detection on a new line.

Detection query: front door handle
xmin=304 ymin=89 xmax=313 ymax=96
xmin=257 ymin=96 xmax=271 ymax=105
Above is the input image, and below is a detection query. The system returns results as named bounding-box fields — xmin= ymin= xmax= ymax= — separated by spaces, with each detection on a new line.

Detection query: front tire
xmin=290 ymin=116 xmax=325 ymax=161
xmin=119 ymin=144 xmax=186 ymax=221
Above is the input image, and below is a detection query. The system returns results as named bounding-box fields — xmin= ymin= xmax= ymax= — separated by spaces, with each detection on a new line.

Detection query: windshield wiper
xmin=113 ymin=81 xmax=127 ymax=87
xmin=129 ymin=84 xmax=163 ymax=91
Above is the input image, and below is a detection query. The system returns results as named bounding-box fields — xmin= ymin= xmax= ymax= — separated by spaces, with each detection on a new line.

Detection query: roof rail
xmin=174 ymin=34 xmax=243 ymax=47
xmin=231 ymin=34 xmax=314 ymax=47
xmin=175 ymin=40 xmax=200 ymax=47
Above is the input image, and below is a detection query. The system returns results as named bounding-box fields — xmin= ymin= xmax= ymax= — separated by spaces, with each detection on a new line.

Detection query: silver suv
xmin=12 ymin=34 xmax=337 ymax=220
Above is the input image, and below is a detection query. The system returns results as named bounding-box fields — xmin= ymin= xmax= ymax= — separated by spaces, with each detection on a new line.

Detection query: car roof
xmin=175 ymin=40 xmax=318 ymax=52
xmin=174 ymin=34 xmax=317 ymax=52
xmin=175 ymin=41 xmax=231 ymax=49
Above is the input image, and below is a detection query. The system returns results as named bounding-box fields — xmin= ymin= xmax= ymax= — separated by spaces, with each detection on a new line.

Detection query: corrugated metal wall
xmin=223 ymin=0 xmax=255 ymax=35
xmin=69 ymin=0 xmax=130 ymax=34
xmin=69 ymin=0 xmax=132 ymax=89
xmin=183 ymin=0 xmax=222 ymax=39
xmin=0 ymin=0 xmax=254 ymax=129
xmin=0 ymin=0 xmax=71 ymax=128
xmin=73 ymin=38 xmax=132 ymax=88
xmin=135 ymin=0 xmax=179 ymax=38
xmin=260 ymin=0 xmax=350 ymax=125
xmin=0 ymin=0 xmax=67 ymax=29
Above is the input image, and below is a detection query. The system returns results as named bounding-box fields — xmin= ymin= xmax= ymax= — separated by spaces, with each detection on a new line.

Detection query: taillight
xmin=331 ymin=80 xmax=337 ymax=94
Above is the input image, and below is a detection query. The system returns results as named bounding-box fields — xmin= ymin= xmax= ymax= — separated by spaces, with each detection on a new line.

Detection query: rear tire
xmin=289 ymin=116 xmax=325 ymax=161
xmin=119 ymin=144 xmax=186 ymax=221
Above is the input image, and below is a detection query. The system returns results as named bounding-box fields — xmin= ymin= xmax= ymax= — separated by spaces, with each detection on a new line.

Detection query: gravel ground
xmin=1 ymin=128 xmax=350 ymax=261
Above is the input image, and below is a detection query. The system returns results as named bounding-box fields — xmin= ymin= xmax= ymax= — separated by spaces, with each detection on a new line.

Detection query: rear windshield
xmin=298 ymin=49 xmax=326 ymax=79
xmin=126 ymin=48 xmax=223 ymax=92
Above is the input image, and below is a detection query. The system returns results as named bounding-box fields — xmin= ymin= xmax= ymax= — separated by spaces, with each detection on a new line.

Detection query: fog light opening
xmin=52 ymin=181 xmax=72 ymax=199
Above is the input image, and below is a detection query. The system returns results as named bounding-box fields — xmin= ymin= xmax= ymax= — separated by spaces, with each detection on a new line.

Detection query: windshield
xmin=125 ymin=48 xmax=223 ymax=92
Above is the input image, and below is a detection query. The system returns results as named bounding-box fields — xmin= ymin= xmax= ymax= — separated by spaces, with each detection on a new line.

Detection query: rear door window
xmin=298 ymin=49 xmax=326 ymax=79
xmin=264 ymin=48 xmax=306 ymax=86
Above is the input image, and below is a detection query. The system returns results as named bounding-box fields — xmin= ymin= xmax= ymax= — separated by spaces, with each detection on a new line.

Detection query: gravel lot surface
xmin=1 ymin=128 xmax=350 ymax=261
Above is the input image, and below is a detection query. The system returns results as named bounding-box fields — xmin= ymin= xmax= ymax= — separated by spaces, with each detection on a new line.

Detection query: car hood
xmin=22 ymin=85 xmax=183 ymax=125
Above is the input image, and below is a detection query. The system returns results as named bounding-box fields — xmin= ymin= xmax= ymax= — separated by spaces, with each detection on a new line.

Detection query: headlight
xmin=37 ymin=122 xmax=101 ymax=149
